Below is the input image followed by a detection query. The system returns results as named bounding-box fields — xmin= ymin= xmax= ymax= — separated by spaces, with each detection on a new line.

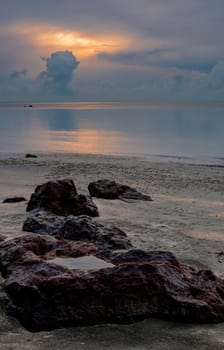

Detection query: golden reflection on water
xmin=44 ymin=129 xmax=130 ymax=154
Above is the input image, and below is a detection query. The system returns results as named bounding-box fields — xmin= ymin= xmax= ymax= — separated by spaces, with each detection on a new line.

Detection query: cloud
xmin=10 ymin=69 xmax=28 ymax=79
xmin=205 ymin=61 xmax=224 ymax=89
xmin=98 ymin=49 xmax=217 ymax=74
xmin=37 ymin=51 xmax=80 ymax=96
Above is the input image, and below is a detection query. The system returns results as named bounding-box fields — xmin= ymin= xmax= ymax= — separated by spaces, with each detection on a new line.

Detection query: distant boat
xmin=24 ymin=104 xmax=33 ymax=108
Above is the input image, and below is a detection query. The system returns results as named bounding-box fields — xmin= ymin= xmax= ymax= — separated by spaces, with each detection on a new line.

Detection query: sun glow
xmin=5 ymin=22 xmax=130 ymax=60
xmin=36 ymin=29 xmax=129 ymax=59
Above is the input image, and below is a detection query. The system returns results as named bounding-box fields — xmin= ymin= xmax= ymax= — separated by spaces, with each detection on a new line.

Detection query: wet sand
xmin=0 ymin=152 xmax=224 ymax=349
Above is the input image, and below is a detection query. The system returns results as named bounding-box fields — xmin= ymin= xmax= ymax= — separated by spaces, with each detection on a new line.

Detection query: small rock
xmin=88 ymin=179 xmax=152 ymax=201
xmin=0 ymin=234 xmax=6 ymax=241
xmin=25 ymin=153 xmax=37 ymax=158
xmin=2 ymin=197 xmax=27 ymax=203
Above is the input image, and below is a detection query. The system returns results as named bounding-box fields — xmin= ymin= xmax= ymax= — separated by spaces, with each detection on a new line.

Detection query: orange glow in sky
xmin=36 ymin=29 xmax=127 ymax=58
xmin=5 ymin=22 xmax=131 ymax=60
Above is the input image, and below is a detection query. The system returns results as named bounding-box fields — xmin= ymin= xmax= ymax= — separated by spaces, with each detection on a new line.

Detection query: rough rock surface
xmin=2 ymin=197 xmax=26 ymax=203
xmin=56 ymin=215 xmax=133 ymax=251
xmin=26 ymin=179 xmax=99 ymax=217
xmin=1 ymin=236 xmax=224 ymax=331
xmin=88 ymin=179 xmax=152 ymax=201
xmin=22 ymin=211 xmax=132 ymax=251
xmin=0 ymin=234 xmax=6 ymax=241
xmin=0 ymin=233 xmax=96 ymax=278
xmin=23 ymin=209 xmax=66 ymax=235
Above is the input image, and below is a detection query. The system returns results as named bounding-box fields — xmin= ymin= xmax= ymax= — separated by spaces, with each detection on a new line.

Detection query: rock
xmin=108 ymin=249 xmax=180 ymax=265
xmin=0 ymin=233 xmax=97 ymax=278
xmin=26 ymin=179 xmax=99 ymax=217
xmin=1 ymin=243 xmax=224 ymax=331
xmin=0 ymin=234 xmax=6 ymax=241
xmin=56 ymin=215 xmax=133 ymax=251
xmin=2 ymin=197 xmax=26 ymax=203
xmin=23 ymin=210 xmax=132 ymax=251
xmin=25 ymin=153 xmax=37 ymax=158
xmin=88 ymin=179 xmax=152 ymax=201
xmin=23 ymin=209 xmax=66 ymax=235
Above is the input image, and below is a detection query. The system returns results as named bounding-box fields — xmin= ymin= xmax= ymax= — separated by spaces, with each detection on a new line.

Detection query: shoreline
xmin=1 ymin=152 xmax=224 ymax=349
xmin=1 ymin=150 xmax=224 ymax=167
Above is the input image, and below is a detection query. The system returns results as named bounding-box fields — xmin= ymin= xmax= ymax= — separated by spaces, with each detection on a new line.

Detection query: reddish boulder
xmin=0 ymin=233 xmax=96 ymax=278
xmin=26 ymin=179 xmax=99 ymax=217
xmin=1 ymin=236 xmax=224 ymax=331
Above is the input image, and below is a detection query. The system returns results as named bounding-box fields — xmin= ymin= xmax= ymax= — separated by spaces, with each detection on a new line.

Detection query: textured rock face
xmin=0 ymin=233 xmax=96 ymax=278
xmin=88 ymin=179 xmax=152 ymax=201
xmin=23 ymin=209 xmax=66 ymax=235
xmin=22 ymin=211 xmax=132 ymax=251
xmin=26 ymin=179 xmax=99 ymax=217
xmin=56 ymin=215 xmax=133 ymax=251
xmin=1 ymin=236 xmax=224 ymax=331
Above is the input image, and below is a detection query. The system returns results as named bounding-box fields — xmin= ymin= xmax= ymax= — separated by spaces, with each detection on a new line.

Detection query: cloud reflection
xmin=1 ymin=104 xmax=224 ymax=159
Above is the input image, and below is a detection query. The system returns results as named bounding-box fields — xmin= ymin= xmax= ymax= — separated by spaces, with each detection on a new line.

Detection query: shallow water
xmin=1 ymin=102 xmax=224 ymax=163
xmin=48 ymin=256 xmax=114 ymax=270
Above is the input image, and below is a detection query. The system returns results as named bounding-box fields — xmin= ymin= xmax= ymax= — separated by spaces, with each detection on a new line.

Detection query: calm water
xmin=0 ymin=101 xmax=224 ymax=163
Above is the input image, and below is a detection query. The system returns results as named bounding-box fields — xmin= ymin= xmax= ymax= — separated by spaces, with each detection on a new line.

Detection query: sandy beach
xmin=1 ymin=152 xmax=224 ymax=349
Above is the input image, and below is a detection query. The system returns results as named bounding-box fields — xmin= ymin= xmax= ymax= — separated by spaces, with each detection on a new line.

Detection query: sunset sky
xmin=0 ymin=0 xmax=224 ymax=101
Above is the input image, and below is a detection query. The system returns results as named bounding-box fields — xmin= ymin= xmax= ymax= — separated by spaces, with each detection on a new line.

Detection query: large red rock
xmin=1 ymin=236 xmax=224 ymax=331
xmin=26 ymin=179 xmax=99 ymax=217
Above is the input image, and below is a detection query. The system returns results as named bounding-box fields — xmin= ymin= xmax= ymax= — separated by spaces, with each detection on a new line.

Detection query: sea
xmin=0 ymin=101 xmax=224 ymax=164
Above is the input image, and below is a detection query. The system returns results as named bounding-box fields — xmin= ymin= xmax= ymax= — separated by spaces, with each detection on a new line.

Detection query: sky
xmin=0 ymin=0 xmax=224 ymax=101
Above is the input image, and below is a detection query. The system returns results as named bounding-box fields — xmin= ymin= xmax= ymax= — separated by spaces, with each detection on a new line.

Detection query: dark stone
xmin=0 ymin=234 xmax=6 ymax=241
xmin=88 ymin=179 xmax=152 ymax=201
xmin=108 ymin=249 xmax=180 ymax=266
xmin=22 ymin=210 xmax=132 ymax=251
xmin=26 ymin=179 xmax=99 ymax=217
xmin=56 ymin=215 xmax=133 ymax=251
xmin=1 ymin=240 xmax=224 ymax=331
xmin=2 ymin=197 xmax=27 ymax=203
xmin=23 ymin=209 xmax=66 ymax=235
xmin=25 ymin=153 xmax=37 ymax=158
xmin=0 ymin=233 xmax=97 ymax=278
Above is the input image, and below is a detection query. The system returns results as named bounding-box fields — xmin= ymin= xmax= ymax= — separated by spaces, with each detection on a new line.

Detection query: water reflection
xmin=0 ymin=105 xmax=224 ymax=160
